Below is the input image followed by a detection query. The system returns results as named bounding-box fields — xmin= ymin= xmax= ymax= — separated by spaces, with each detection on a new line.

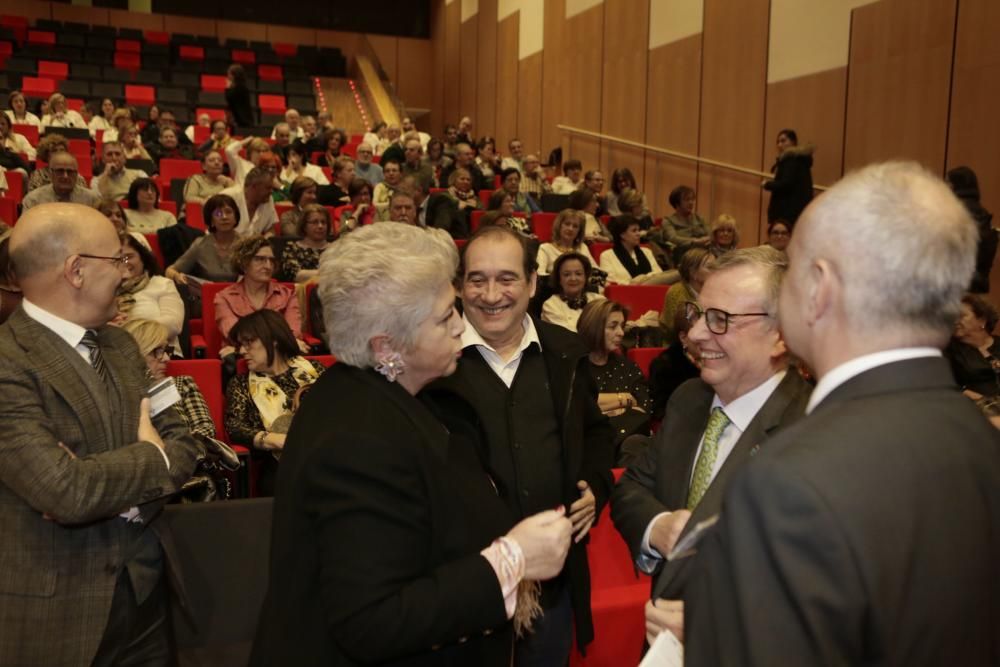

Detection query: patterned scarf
xmin=116 ymin=273 xmax=151 ymax=316
xmin=248 ymin=356 xmax=320 ymax=430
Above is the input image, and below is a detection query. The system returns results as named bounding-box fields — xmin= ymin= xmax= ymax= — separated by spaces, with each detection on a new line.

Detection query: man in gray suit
xmin=0 ymin=203 xmax=205 ymax=666
xmin=611 ymin=245 xmax=810 ymax=645
xmin=685 ymin=162 xmax=1000 ymax=665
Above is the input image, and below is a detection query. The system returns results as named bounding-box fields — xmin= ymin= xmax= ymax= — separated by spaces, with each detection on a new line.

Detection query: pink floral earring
xmin=375 ymin=351 xmax=406 ymax=382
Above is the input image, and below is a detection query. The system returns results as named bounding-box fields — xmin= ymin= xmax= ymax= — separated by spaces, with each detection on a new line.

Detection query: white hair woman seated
xmin=250 ymin=222 xmax=573 ymax=666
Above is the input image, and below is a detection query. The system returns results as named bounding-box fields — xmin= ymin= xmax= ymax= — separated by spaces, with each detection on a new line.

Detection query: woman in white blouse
xmin=535 ymin=209 xmax=598 ymax=277
xmin=279 ymin=142 xmax=329 ymax=187
xmin=124 ymin=177 xmax=177 ymax=234
xmin=41 ymin=93 xmax=86 ymax=130
xmin=5 ymin=91 xmax=41 ymax=127
xmin=599 ymin=216 xmax=679 ymax=285
xmin=88 ymin=98 xmax=116 ymax=138
xmin=0 ymin=113 xmax=35 ymax=160
xmin=541 ymin=252 xmax=605 ymax=332
xmin=115 ymin=234 xmax=185 ymax=355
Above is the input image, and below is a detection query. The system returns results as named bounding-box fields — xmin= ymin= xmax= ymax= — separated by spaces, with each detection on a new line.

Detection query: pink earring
xmin=375 ymin=351 xmax=406 ymax=382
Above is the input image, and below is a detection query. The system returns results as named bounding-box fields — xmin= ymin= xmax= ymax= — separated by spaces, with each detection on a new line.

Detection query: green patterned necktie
xmin=687 ymin=407 xmax=730 ymax=509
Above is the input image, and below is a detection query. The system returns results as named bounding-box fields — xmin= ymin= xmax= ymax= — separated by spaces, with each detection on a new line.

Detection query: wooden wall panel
xmin=52 ymin=5 xmax=109 ymax=26
xmin=107 ymin=8 xmax=162 ymax=32
xmin=516 ymin=52 xmax=543 ymax=156
xmin=475 ymin=0 xmax=498 ymax=139
xmin=0 ymin=0 xmax=50 ymax=21
xmin=644 ymin=34 xmax=702 ymax=219
xmin=844 ymin=0 xmax=956 ymax=172
xmin=442 ymin=0 xmax=462 ymax=132
xmin=368 ymin=34 xmax=398 ymax=83
xmin=698 ymin=0 xmax=769 ymax=245
xmin=559 ymin=4 xmax=604 ymax=174
xmin=267 ymin=25 xmax=317 ymax=47
xmin=541 ymin=0 xmax=567 ymax=159
xmin=429 ymin=1 xmax=447 ymax=140
xmin=162 ymin=14 xmax=216 ymax=37
xmin=459 ymin=16 xmax=478 ymax=125
xmin=397 ymin=38 xmax=435 ymax=114
xmin=495 ymin=14 xmax=519 ymax=151
xmin=315 ymin=30 xmax=362 ymax=60
xmin=217 ymin=20 xmax=267 ymax=43
xmin=600 ymin=0 xmax=649 ymax=194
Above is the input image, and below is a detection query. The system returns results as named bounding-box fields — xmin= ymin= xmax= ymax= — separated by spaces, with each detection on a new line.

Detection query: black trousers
xmin=91 ymin=570 xmax=172 ymax=667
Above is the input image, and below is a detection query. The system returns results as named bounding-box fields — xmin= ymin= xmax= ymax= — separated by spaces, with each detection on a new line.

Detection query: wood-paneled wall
xmin=428 ymin=0 xmax=999 ymax=255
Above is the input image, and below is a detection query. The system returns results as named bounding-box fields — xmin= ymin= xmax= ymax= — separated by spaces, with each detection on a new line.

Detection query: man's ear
xmin=64 ymin=255 xmax=84 ymax=289
xmin=528 ymin=270 xmax=538 ymax=298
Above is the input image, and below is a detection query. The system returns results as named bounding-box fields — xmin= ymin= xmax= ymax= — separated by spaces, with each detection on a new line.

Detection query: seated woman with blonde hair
xmin=40 ymin=93 xmax=86 ymax=130
xmin=709 ymin=213 xmax=739 ymax=257
xmin=536 ymin=209 xmax=597 ymax=276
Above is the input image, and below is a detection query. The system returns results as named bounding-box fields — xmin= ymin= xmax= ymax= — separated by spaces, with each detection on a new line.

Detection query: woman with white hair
xmin=40 ymin=93 xmax=86 ymax=130
xmin=250 ymin=222 xmax=573 ymax=666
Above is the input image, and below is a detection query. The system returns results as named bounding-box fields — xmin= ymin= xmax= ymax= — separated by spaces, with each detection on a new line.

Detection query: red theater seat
xmin=258 ymin=94 xmax=286 ymax=115
xmin=144 ymin=31 xmax=170 ymax=45
xmin=0 ymin=15 xmax=28 ymax=43
xmin=114 ymin=51 xmax=141 ymax=71
xmin=21 ymin=77 xmax=57 ymax=99
xmin=37 ymin=61 xmax=68 ymax=81
xmin=5 ymin=170 xmax=24 ymax=204
xmin=627 ymin=347 xmax=666 ymax=380
xmin=185 ymin=202 xmax=206 ymax=231
xmin=0 ymin=197 xmax=16 ymax=226
xmin=179 ymin=45 xmax=204 ymax=61
xmin=272 ymin=43 xmax=297 ymax=58
xmin=13 ymin=124 xmax=38 ymax=146
xmin=200 ymin=74 xmax=228 ymax=93
xmin=195 ymin=107 xmax=227 ymax=122
xmin=232 ymin=49 xmax=255 ymax=65
xmin=26 ymin=30 xmax=55 ymax=46
xmin=604 ymin=284 xmax=670 ymax=320
xmin=116 ymin=39 xmax=141 ymax=53
xmin=160 ymin=159 xmax=202 ymax=183
xmin=257 ymin=65 xmax=283 ymax=82
xmin=125 ymin=84 xmax=156 ymax=106
xmin=532 ymin=212 xmax=557 ymax=242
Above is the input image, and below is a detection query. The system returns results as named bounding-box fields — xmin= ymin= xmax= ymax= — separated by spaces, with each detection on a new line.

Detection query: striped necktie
xmin=80 ymin=329 xmax=110 ymax=383
xmin=687 ymin=407 xmax=730 ymax=509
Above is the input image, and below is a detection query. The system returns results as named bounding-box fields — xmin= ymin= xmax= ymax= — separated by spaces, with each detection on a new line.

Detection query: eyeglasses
xmin=78 ymin=252 xmax=130 ymax=268
xmin=684 ymin=301 xmax=770 ymax=335
xmin=250 ymin=255 xmax=276 ymax=264
xmin=51 ymin=167 xmax=78 ymax=175
xmin=151 ymin=345 xmax=175 ymax=360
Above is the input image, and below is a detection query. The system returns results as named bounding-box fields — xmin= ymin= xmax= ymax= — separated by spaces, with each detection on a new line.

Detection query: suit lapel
xmin=813 ymin=356 xmax=955 ymax=414
xmin=9 ymin=310 xmax=116 ymax=452
xmin=659 ymin=383 xmax=714 ymax=510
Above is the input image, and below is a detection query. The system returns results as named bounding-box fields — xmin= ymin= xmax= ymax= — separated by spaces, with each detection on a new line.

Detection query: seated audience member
xmin=608 ymin=168 xmax=649 ymax=217
xmin=317 ymin=157 xmax=354 ymax=206
xmin=26 ymin=134 xmax=88 ymax=192
xmin=256 ymin=153 xmax=287 ymax=202
xmin=300 ymin=115 xmax=317 ymax=143
xmin=6 ymin=90 xmax=41 ymax=127
xmin=536 ymin=208 xmax=598 ymax=276
xmin=616 ymin=188 xmax=654 ymax=233
xmin=279 ymin=177 xmax=319 ymax=236
xmin=338 ymin=178 xmax=376 ymax=232
xmin=183 ymin=150 xmax=235 ymax=205
xmin=486 ymin=190 xmax=533 ymax=238
xmin=140 ymin=105 xmax=162 ymax=144
xmin=124 ymin=177 xmax=177 ymax=233
xmin=379 ymin=124 xmax=405 ymax=165
xmin=445 ymin=167 xmax=481 ymax=215
xmin=442 ymin=123 xmax=459 ymax=156
xmin=149 ymin=126 xmax=195 ymax=167
xmin=353 ymin=142 xmax=383 ymax=186
xmin=400 ymin=136 xmax=434 ymax=190
xmin=224 ymin=310 xmax=325 ymax=496
xmin=22 ymin=152 xmax=100 ymax=210
xmin=100 ymin=107 xmax=132 ymax=143
xmin=551 ymin=159 xmax=584 ymax=195
xmin=500 ymin=137 xmax=525 ymax=172
xmin=401 ymin=115 xmax=431 ymax=148
xmin=765 ymin=219 xmax=791 ymax=252
xmin=947 ymin=165 xmax=996 ymax=294
xmin=198 ymin=119 xmax=234 ymax=155
xmin=166 ymin=193 xmax=241 ymax=284
xmin=945 ymin=293 xmax=1000 ymax=399
xmin=709 ymin=214 xmax=739 ymax=257
xmin=154 ymin=109 xmax=193 ymax=147
xmin=579 ymin=298 xmax=652 ymax=434
xmin=475 ymin=136 xmax=502 ymax=183
xmin=317 ymin=128 xmax=348 ymax=168
xmin=440 ymin=141 xmax=485 ymax=192
xmin=0 ymin=232 xmax=22 ymax=324
xmin=0 ymin=112 xmax=35 ymax=160
xmin=648 ymin=308 xmax=701 ymax=421
xmin=280 ymin=204 xmax=333 ymax=282
xmin=372 ymin=157 xmax=402 ymax=219
xmin=568 ymin=187 xmax=610 ymax=242
xmin=221 ymin=167 xmax=279 ymax=237
xmin=115 ymin=234 xmax=184 ymax=352
xmin=655 ymin=184 xmax=709 ymax=264
xmin=500 ymin=167 xmax=540 ymax=215
xmin=659 ymin=248 xmax=712 ymax=341
xmin=226 ymin=136 xmax=272 ymax=186
xmin=215 ymin=234 xmax=306 ymax=356
xmin=280 ymin=142 xmax=329 ymax=188
xmin=92 ymin=141 xmax=147 ymax=201
xmin=120 ymin=123 xmax=152 ymax=161
xmin=583 ymin=170 xmax=609 ymax=216
xmin=387 ymin=189 xmax=418 ymax=226
xmin=457 ymin=115 xmax=474 ymax=144
xmin=601 ymin=215 xmax=677 ymax=285
xmin=362 ymin=120 xmax=389 ymax=156
xmin=185 ymin=112 xmax=212 ymax=143
xmin=542 ymin=252 xmax=605 ymax=332
xmin=520 ymin=154 xmax=551 ymax=201
xmin=422 ymin=138 xmax=451 ymax=187
xmin=270 ymin=122 xmax=293 ymax=163
xmin=96 ymin=198 xmax=149 ymax=250
xmin=40 ymin=93 xmax=86 ymax=130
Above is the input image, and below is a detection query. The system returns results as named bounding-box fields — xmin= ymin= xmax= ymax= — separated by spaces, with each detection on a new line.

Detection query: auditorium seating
xmin=605 ymin=284 xmax=671 ymax=320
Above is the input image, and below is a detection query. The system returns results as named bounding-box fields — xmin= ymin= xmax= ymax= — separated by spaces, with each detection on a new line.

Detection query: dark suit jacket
xmin=685 ymin=357 xmax=1000 ymax=666
xmin=251 ymin=364 xmax=516 ymax=667
xmin=431 ymin=318 xmax=616 ymax=650
xmin=0 ymin=308 xmax=204 ymax=667
xmin=611 ymin=370 xmax=810 ymax=600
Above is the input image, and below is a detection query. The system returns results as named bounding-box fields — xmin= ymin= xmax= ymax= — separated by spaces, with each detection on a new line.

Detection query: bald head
xmin=11 ymin=204 xmax=118 ymax=281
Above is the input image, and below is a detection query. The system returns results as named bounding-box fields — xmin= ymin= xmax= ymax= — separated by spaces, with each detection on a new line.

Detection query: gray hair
xmin=707 ymin=245 xmax=788 ymax=317
xmin=318 ymin=222 xmax=459 ymax=367
xmin=804 ymin=161 xmax=976 ymax=339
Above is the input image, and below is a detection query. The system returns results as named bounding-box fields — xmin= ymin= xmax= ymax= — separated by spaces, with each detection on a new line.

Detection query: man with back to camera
xmin=0 ymin=203 xmax=206 ymax=666
xmin=611 ymin=245 xmax=810 ymax=646
xmin=430 ymin=224 xmax=615 ymax=665
xmin=683 ymin=161 xmax=1000 ymax=665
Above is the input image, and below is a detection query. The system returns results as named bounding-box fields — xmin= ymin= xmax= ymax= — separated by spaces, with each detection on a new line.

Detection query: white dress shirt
xmin=461 ymin=313 xmax=541 ymax=388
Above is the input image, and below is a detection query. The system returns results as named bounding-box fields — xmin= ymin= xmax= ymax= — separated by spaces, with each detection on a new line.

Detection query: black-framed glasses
xmin=151 ymin=345 xmax=175 ymax=360
xmin=684 ymin=301 xmax=770 ymax=335
xmin=78 ymin=253 xmax=130 ymax=268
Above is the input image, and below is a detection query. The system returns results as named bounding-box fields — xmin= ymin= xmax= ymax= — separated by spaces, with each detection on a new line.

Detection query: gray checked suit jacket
xmin=0 ymin=307 xmax=205 ymax=667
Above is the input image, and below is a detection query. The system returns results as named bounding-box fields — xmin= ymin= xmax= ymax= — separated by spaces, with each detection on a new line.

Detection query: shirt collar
xmin=711 ymin=370 xmax=787 ymax=431
xmin=461 ymin=312 xmax=541 ymax=355
xmin=806 ymin=347 xmax=941 ymax=413
xmin=21 ymin=298 xmax=88 ymax=349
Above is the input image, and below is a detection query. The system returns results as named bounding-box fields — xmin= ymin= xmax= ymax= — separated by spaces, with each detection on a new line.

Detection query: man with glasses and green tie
xmin=611 ymin=244 xmax=810 ymax=647
xmin=0 ymin=203 xmax=206 ymax=665
xmin=20 ymin=151 xmax=100 ymax=210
